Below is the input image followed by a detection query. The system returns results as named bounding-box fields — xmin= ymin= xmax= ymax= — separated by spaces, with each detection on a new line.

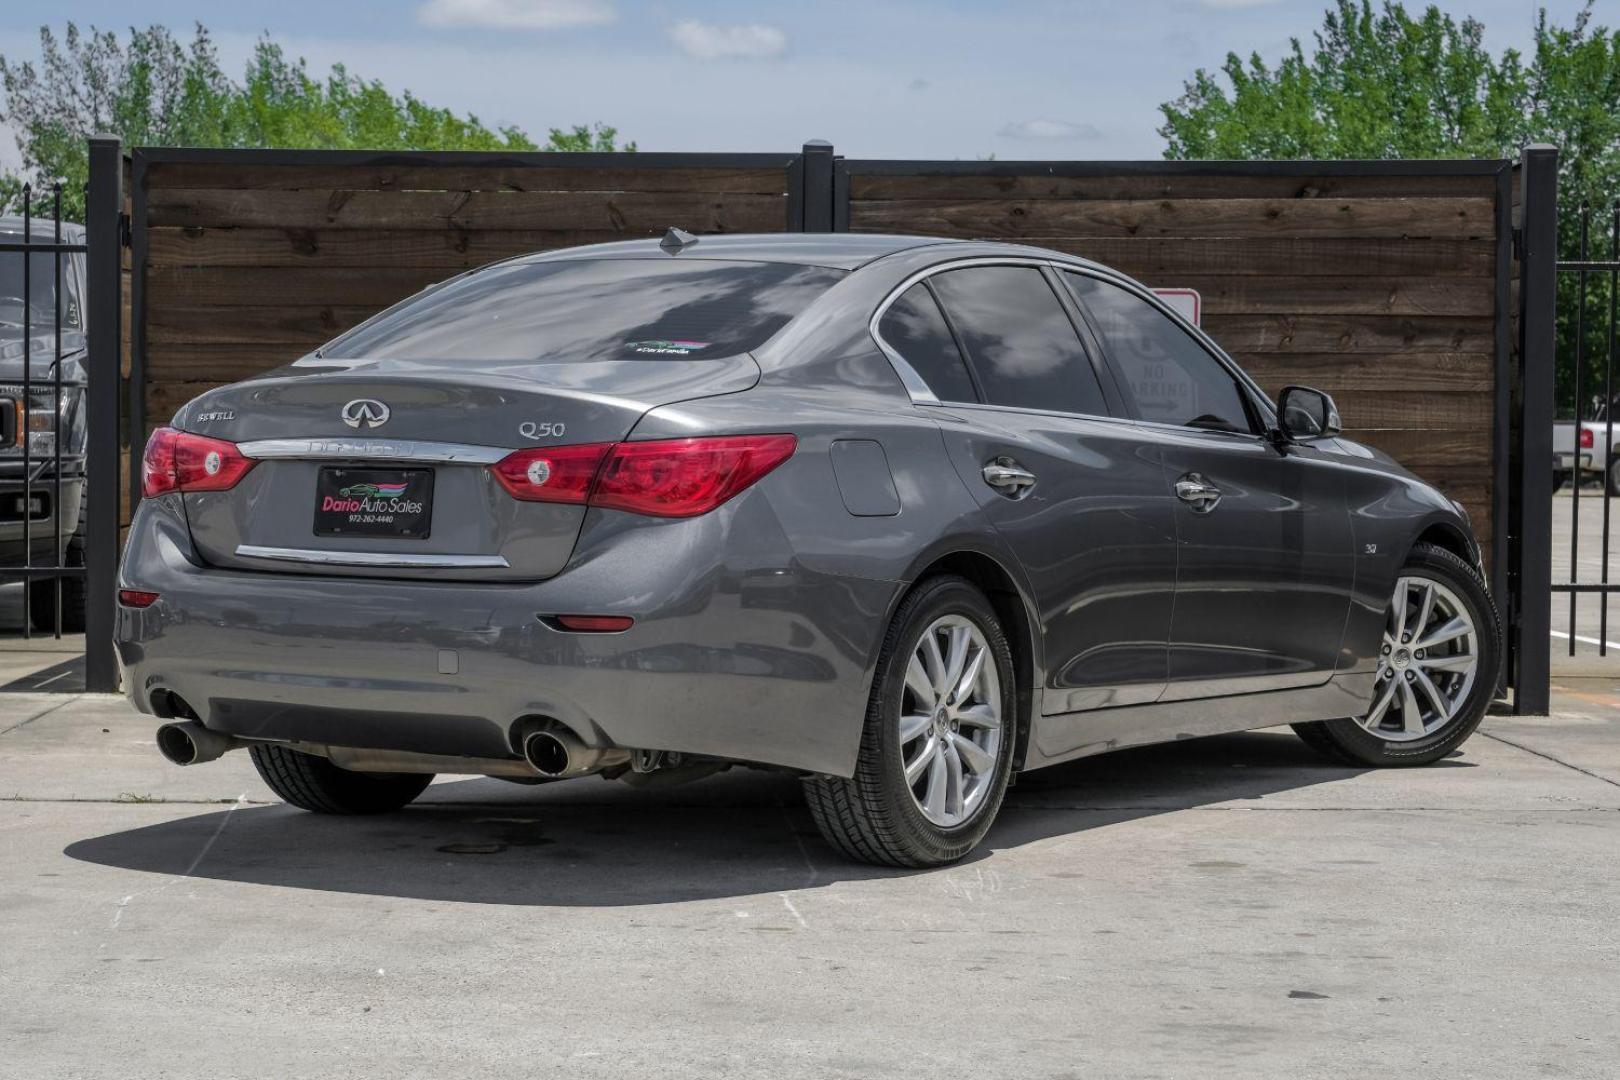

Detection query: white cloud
xmin=667 ymin=20 xmax=787 ymax=61
xmin=998 ymin=119 xmax=1103 ymax=141
xmin=417 ymin=0 xmax=616 ymax=31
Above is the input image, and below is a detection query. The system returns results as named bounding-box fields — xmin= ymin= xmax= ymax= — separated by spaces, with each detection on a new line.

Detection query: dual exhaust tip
xmin=158 ymin=717 xmax=624 ymax=780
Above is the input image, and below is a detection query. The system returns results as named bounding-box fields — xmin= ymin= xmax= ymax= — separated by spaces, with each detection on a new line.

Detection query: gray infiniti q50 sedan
xmin=116 ymin=232 xmax=1501 ymax=867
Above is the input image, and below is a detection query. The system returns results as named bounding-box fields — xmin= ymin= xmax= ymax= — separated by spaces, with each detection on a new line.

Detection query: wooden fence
xmin=126 ymin=146 xmax=1512 ymax=571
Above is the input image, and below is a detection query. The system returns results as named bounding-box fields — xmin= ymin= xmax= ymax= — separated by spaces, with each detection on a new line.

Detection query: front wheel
xmin=249 ymin=744 xmax=433 ymax=814
xmin=803 ymin=575 xmax=1017 ymax=867
xmin=1293 ymin=542 xmax=1501 ymax=767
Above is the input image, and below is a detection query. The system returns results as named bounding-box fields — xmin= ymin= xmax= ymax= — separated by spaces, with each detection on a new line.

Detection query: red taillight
xmin=141 ymin=426 xmax=256 ymax=499
xmin=1581 ymin=427 xmax=1595 ymax=449
xmin=551 ymin=614 xmax=635 ymax=633
xmin=118 ymin=589 xmax=160 ymax=608
xmin=490 ymin=434 xmax=796 ymax=519
xmin=490 ymin=442 xmax=613 ymax=503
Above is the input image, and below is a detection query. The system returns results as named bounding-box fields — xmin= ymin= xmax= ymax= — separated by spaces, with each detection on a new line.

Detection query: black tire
xmin=249 ymin=744 xmax=433 ymax=814
xmin=1552 ymin=470 xmax=1567 ymax=494
xmin=1607 ymin=456 xmax=1620 ymax=497
xmin=28 ymin=493 xmax=88 ymax=634
xmin=1292 ymin=542 xmax=1501 ymax=767
xmin=803 ymin=575 xmax=1017 ymax=868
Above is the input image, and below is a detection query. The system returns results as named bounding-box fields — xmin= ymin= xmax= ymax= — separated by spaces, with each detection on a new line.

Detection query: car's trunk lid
xmin=172 ymin=355 xmax=758 ymax=581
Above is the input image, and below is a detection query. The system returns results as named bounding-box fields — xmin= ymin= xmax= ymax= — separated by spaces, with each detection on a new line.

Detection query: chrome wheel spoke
xmin=939 ymin=624 xmax=970 ymax=699
xmin=906 ymin=735 xmax=939 ymax=786
xmin=942 ymin=741 xmax=965 ymax=820
xmin=1419 ymin=652 xmax=1476 ymax=674
xmin=905 ymin=655 xmax=936 ymax=712
xmin=952 ymin=733 xmax=995 ymax=775
xmin=1362 ymin=677 xmax=1398 ymax=731
xmin=920 ymin=631 xmax=948 ymax=697
xmin=1411 ymin=582 xmax=1436 ymax=642
xmin=923 ymin=748 xmax=949 ymax=820
xmin=898 ymin=711 xmax=932 ymax=744
xmin=1417 ymin=616 xmax=1470 ymax=651
xmin=1390 ymin=582 xmax=1408 ymax=640
xmin=1412 ymin=668 xmax=1452 ymax=723
xmin=1398 ymin=679 xmax=1425 ymax=735
xmin=953 ymin=645 xmax=987 ymax=706
xmin=955 ymin=703 xmax=1000 ymax=731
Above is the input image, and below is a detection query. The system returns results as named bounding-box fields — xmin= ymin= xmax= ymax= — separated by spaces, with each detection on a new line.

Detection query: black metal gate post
xmin=801 ymin=140 xmax=836 ymax=233
xmin=83 ymin=135 xmax=122 ymax=692
xmin=1513 ymin=144 xmax=1558 ymax=714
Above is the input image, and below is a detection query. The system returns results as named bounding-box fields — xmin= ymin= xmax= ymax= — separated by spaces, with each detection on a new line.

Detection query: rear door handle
xmin=982 ymin=458 xmax=1036 ymax=497
xmin=1174 ymin=472 xmax=1221 ymax=511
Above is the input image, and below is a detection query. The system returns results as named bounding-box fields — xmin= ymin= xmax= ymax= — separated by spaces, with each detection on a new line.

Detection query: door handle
xmin=1174 ymin=472 xmax=1221 ymax=511
xmin=982 ymin=458 xmax=1037 ymax=497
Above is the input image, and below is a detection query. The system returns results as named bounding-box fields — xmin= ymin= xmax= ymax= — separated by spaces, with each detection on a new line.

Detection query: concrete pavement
xmin=1 ymin=689 xmax=1618 ymax=1079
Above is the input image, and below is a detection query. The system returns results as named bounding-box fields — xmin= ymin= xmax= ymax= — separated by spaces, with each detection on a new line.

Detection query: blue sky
xmin=0 ymin=0 xmax=1593 ymax=161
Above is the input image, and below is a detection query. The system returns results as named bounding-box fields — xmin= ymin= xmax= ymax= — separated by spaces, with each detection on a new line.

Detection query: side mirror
xmin=1277 ymin=385 xmax=1342 ymax=441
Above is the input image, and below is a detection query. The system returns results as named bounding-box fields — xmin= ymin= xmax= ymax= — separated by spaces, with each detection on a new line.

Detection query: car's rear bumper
xmin=116 ymin=489 xmax=898 ymax=778
xmin=1555 ymin=451 xmax=1595 ymax=473
xmin=0 ymin=473 xmax=82 ymax=570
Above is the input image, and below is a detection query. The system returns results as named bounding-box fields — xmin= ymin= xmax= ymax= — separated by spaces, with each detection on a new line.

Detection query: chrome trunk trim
xmin=235 ymin=544 xmax=510 ymax=569
xmin=237 ymin=437 xmax=507 ymax=464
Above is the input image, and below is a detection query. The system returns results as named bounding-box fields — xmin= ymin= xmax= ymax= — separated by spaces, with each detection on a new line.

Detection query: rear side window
xmin=876 ymin=284 xmax=978 ymax=403
xmin=323 ymin=259 xmax=846 ymax=362
xmin=1065 ymin=272 xmax=1255 ymax=434
xmin=929 ymin=265 xmax=1108 ymax=416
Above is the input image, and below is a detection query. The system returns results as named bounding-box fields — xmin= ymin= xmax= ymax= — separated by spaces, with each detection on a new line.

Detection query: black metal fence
xmin=0 ymin=183 xmax=86 ymax=644
xmin=0 ymin=137 xmax=120 ymax=691
xmin=4 ymin=136 xmax=1565 ymax=706
xmin=1547 ymin=188 xmax=1620 ymax=667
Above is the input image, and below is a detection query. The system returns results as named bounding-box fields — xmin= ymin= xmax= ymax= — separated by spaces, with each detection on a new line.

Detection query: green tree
xmin=0 ymin=23 xmax=634 ymax=221
xmin=1161 ymin=1 xmax=1620 ymax=415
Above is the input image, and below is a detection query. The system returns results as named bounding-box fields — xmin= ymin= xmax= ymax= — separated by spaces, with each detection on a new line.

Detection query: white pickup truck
xmin=1554 ymin=412 xmax=1618 ymax=493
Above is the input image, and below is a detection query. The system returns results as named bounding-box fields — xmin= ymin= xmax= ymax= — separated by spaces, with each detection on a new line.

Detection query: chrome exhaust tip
xmin=155 ymin=721 xmax=240 ymax=766
xmin=521 ymin=727 xmax=629 ymax=779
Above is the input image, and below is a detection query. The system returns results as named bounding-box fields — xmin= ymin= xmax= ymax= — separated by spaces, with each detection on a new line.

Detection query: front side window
xmin=1065 ymin=272 xmax=1254 ymax=434
xmin=928 ymin=265 xmax=1107 ymax=416
xmin=323 ymin=259 xmax=846 ymax=362
xmin=875 ymin=283 xmax=978 ymax=403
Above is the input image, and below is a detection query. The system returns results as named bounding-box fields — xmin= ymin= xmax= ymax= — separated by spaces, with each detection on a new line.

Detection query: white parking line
xmin=1549 ymin=628 xmax=1620 ymax=651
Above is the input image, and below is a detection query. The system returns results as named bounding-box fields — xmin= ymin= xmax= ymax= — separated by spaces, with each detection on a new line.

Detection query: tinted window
xmin=324 ymin=259 xmax=845 ymax=362
xmin=1066 ymin=273 xmax=1254 ymax=434
xmin=876 ymin=284 xmax=977 ymax=402
xmin=929 ymin=266 xmax=1107 ymax=415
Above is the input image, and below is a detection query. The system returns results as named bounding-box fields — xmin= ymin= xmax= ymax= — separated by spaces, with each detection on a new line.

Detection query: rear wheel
xmin=1292 ymin=542 xmax=1500 ymax=767
xmin=249 ymin=744 xmax=433 ymax=814
xmin=803 ymin=575 xmax=1016 ymax=867
xmin=1608 ymin=455 xmax=1620 ymax=497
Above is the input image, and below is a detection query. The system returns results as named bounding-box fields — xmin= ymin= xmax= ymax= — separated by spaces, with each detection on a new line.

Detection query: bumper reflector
xmin=550 ymin=614 xmax=634 ymax=633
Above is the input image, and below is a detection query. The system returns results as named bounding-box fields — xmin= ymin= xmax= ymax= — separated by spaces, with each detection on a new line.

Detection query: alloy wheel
xmin=1360 ymin=575 xmax=1480 ymax=742
xmin=899 ymin=615 xmax=1003 ymax=827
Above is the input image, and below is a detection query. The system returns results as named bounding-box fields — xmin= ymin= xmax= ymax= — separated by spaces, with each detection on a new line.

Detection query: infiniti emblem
xmin=341 ymin=399 xmax=390 ymax=429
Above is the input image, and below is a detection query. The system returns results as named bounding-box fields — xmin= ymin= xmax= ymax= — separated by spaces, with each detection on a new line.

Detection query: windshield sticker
xmin=625 ymin=339 xmax=711 ymax=355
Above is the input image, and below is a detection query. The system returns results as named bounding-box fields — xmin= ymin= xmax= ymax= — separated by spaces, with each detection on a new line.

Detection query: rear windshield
xmin=322 ymin=258 xmax=846 ymax=362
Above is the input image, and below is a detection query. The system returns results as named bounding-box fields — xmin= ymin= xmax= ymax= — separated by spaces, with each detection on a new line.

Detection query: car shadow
xmin=63 ymin=729 xmax=1468 ymax=906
